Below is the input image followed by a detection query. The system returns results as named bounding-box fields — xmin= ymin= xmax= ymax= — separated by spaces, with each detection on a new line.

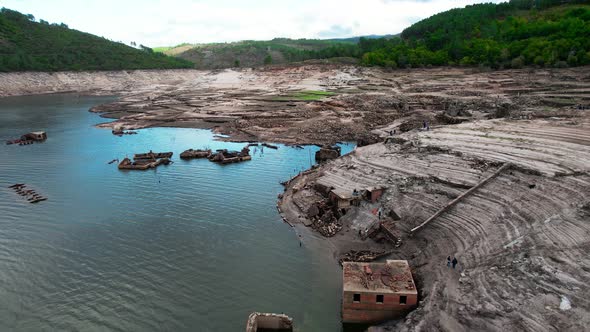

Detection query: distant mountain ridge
xmin=153 ymin=35 xmax=398 ymax=69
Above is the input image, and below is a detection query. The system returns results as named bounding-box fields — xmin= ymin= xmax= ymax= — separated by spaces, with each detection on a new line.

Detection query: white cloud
xmin=1 ymin=0 xmax=504 ymax=46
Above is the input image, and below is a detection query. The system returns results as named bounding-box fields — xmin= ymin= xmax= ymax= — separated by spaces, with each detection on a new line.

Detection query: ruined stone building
xmin=342 ymin=260 xmax=417 ymax=324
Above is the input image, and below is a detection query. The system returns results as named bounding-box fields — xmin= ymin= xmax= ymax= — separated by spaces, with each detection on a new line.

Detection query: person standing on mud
xmin=447 ymin=256 xmax=451 ymax=267
xmin=452 ymin=257 xmax=458 ymax=269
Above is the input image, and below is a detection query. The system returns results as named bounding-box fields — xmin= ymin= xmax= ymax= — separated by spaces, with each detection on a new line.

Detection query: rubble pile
xmin=311 ymin=209 xmax=342 ymax=237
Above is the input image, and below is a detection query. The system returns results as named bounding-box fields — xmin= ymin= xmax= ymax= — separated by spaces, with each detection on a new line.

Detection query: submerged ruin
xmin=180 ymin=149 xmax=212 ymax=159
xmin=245 ymin=312 xmax=293 ymax=332
xmin=111 ymin=129 xmax=138 ymax=136
xmin=133 ymin=151 xmax=173 ymax=160
xmin=6 ymin=131 xmax=47 ymax=145
xmin=208 ymin=146 xmax=251 ymax=164
xmin=118 ymin=157 xmax=171 ymax=170
xmin=342 ymin=260 xmax=417 ymax=324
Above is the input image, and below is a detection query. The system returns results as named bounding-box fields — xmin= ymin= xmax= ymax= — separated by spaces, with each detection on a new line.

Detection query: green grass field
xmin=274 ymin=90 xmax=336 ymax=101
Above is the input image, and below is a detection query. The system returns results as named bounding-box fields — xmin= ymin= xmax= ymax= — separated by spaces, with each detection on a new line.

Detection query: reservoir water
xmin=0 ymin=94 xmax=355 ymax=331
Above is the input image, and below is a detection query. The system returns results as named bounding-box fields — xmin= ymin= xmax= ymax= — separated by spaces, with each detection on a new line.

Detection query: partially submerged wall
xmin=245 ymin=312 xmax=293 ymax=332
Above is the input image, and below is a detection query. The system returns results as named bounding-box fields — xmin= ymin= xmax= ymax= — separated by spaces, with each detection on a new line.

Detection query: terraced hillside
xmin=282 ymin=116 xmax=590 ymax=331
xmin=274 ymin=65 xmax=590 ymax=330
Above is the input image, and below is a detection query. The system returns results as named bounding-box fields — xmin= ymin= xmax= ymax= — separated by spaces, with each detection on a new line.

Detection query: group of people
xmin=447 ymin=256 xmax=458 ymax=269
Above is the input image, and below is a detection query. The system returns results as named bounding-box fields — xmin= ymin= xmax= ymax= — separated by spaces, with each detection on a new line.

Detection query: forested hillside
xmin=0 ymin=8 xmax=193 ymax=71
xmin=2 ymin=1 xmax=588 ymax=72
xmin=360 ymin=1 xmax=590 ymax=68
xmin=158 ymin=1 xmax=590 ymax=70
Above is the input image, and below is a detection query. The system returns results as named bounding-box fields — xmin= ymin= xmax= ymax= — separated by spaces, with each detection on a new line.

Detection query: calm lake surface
xmin=0 ymin=94 xmax=355 ymax=331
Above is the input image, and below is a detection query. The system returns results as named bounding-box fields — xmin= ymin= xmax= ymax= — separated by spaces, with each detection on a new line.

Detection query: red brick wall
xmin=370 ymin=189 xmax=383 ymax=202
xmin=342 ymin=291 xmax=417 ymax=323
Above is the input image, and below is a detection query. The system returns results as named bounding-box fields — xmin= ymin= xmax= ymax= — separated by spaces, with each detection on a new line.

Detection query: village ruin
xmin=2 ymin=64 xmax=589 ymax=331
xmin=342 ymin=260 xmax=417 ymax=324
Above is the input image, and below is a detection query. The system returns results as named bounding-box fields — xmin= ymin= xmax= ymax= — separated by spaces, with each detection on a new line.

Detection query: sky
xmin=1 ymin=0 xmax=503 ymax=47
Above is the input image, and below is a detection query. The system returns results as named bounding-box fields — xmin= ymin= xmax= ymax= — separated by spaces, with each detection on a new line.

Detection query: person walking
xmin=452 ymin=257 xmax=458 ymax=269
xmin=447 ymin=256 xmax=451 ymax=267
xmin=378 ymin=207 xmax=383 ymax=220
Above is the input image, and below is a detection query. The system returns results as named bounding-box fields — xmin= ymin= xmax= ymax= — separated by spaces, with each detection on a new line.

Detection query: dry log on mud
xmin=410 ymin=163 xmax=512 ymax=234
xmin=338 ymin=250 xmax=394 ymax=265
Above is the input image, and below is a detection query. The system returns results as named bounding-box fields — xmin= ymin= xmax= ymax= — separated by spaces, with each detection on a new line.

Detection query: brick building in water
xmin=342 ymin=260 xmax=417 ymax=324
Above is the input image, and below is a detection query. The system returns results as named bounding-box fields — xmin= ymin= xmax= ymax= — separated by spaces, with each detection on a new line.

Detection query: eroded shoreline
xmin=3 ymin=65 xmax=590 ymax=330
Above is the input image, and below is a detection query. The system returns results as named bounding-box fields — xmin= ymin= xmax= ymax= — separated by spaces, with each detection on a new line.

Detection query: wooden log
xmin=410 ymin=163 xmax=511 ymax=234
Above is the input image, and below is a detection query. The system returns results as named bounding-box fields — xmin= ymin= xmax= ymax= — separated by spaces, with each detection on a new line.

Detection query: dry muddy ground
xmin=277 ymin=67 xmax=590 ymax=331
xmin=4 ymin=65 xmax=585 ymax=146
xmin=2 ymin=65 xmax=590 ymax=331
xmin=3 ymin=65 xmax=587 ymax=146
xmin=83 ymin=65 xmax=590 ymax=148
